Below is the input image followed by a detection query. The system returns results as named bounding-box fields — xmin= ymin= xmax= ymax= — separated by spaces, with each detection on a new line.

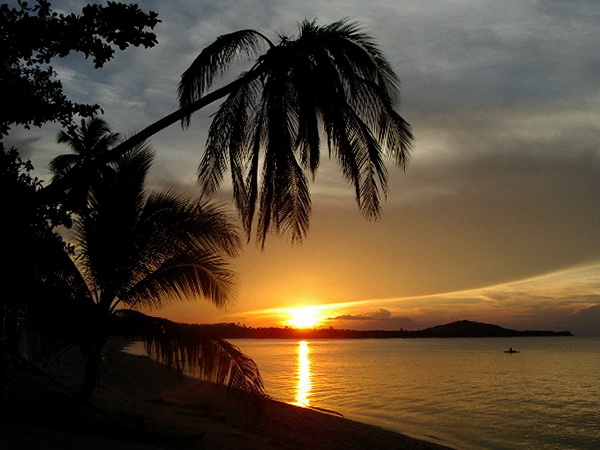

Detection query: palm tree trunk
xmin=77 ymin=342 xmax=103 ymax=404
xmin=40 ymin=68 xmax=263 ymax=203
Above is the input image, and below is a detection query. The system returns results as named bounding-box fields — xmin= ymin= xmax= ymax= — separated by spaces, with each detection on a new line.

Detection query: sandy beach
xmin=1 ymin=339 xmax=452 ymax=449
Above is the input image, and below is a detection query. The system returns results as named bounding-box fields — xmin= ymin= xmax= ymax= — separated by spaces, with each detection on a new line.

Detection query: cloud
xmin=327 ymin=308 xmax=419 ymax=330
xmin=332 ymin=308 xmax=392 ymax=321
xmin=8 ymin=1 xmax=599 ymax=330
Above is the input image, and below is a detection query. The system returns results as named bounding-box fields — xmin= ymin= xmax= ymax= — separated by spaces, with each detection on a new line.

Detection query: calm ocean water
xmin=228 ymin=337 xmax=600 ymax=450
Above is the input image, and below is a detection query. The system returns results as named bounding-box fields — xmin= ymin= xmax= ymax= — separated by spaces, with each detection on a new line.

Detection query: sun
xmin=287 ymin=306 xmax=323 ymax=329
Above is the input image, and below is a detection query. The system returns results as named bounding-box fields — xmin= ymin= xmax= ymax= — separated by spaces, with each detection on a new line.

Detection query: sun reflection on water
xmin=293 ymin=341 xmax=312 ymax=407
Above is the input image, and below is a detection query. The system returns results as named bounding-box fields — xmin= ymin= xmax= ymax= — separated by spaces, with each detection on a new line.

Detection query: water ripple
xmin=232 ymin=338 xmax=600 ymax=450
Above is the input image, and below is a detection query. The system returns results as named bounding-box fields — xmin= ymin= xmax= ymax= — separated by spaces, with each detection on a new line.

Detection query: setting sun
xmin=287 ymin=306 xmax=323 ymax=329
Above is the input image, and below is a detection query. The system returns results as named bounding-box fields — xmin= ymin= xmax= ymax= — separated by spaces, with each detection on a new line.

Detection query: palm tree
xmin=42 ymin=19 xmax=413 ymax=245
xmin=189 ymin=20 xmax=413 ymax=245
xmin=48 ymin=133 xmax=263 ymax=403
xmin=50 ymin=117 xmax=120 ymax=211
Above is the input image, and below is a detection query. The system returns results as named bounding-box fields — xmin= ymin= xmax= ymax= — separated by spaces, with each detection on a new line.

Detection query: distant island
xmin=406 ymin=320 xmax=573 ymax=338
xmin=196 ymin=319 xmax=573 ymax=339
xmin=117 ymin=313 xmax=573 ymax=339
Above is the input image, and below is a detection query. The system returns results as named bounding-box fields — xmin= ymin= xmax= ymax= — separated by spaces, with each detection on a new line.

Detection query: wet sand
xmin=0 ymin=339 xmax=453 ymax=449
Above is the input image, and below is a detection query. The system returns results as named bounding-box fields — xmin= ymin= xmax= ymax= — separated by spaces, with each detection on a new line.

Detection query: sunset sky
xmin=7 ymin=0 xmax=600 ymax=334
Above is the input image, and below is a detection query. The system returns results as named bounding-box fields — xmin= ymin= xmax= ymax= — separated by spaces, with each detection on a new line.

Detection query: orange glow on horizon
xmin=286 ymin=306 xmax=324 ymax=329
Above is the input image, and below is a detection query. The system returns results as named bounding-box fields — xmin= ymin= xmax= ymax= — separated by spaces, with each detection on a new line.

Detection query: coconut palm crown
xmin=50 ymin=117 xmax=120 ymax=211
xmin=180 ymin=19 xmax=413 ymax=245
xmin=41 ymin=20 xmax=413 ymax=247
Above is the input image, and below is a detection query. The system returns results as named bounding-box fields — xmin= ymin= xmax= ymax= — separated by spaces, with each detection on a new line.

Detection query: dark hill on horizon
xmin=221 ymin=319 xmax=572 ymax=339
xmin=115 ymin=312 xmax=573 ymax=339
xmin=411 ymin=320 xmax=573 ymax=338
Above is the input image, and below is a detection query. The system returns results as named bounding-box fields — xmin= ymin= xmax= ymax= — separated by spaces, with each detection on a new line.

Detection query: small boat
xmin=504 ymin=347 xmax=519 ymax=354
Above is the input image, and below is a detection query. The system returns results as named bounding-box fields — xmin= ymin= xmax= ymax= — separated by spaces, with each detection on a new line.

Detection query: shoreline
xmin=1 ymin=338 xmax=454 ymax=449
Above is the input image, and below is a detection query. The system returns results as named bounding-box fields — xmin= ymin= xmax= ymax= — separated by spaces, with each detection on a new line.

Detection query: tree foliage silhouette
xmin=187 ymin=20 xmax=413 ymax=244
xmin=50 ymin=117 xmax=120 ymax=212
xmin=47 ymin=121 xmax=262 ymax=402
xmin=3 ymin=12 xmax=413 ymax=402
xmin=0 ymin=143 xmax=72 ymax=346
xmin=0 ymin=0 xmax=159 ymax=135
xmin=42 ymin=19 xmax=413 ymax=245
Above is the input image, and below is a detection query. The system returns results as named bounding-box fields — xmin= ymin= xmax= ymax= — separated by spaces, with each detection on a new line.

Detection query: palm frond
xmin=83 ymin=184 xmax=241 ymax=311
xmin=116 ymin=311 xmax=265 ymax=406
xmin=74 ymin=145 xmax=155 ymax=301
xmin=256 ymin=154 xmax=311 ymax=247
xmin=52 ymin=118 xmax=122 ymax=212
xmin=198 ymin=78 xmax=261 ymax=197
xmin=192 ymin=18 xmax=413 ymax=244
xmin=276 ymin=157 xmax=312 ymax=244
xmin=135 ymin=194 xmax=241 ymax=265
xmin=178 ymin=29 xmax=273 ymax=126
xmin=241 ymin=122 xmax=263 ymax=239
xmin=253 ymin=64 xmax=312 ymax=245
xmin=345 ymin=105 xmax=389 ymax=218
xmin=378 ymin=109 xmax=413 ymax=168
xmin=188 ymin=200 xmax=242 ymax=257
xmin=319 ymin=99 xmax=362 ymax=199
xmin=56 ymin=117 xmax=120 ymax=157
xmin=120 ymin=251 xmax=236 ymax=310
xmin=49 ymin=153 xmax=79 ymax=178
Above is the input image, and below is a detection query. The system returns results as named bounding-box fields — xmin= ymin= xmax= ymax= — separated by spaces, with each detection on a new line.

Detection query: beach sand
xmin=1 ymin=339 xmax=453 ymax=449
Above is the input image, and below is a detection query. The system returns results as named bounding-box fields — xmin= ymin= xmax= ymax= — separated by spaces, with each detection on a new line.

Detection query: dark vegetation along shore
xmin=1 ymin=338 xmax=453 ymax=450
xmin=188 ymin=320 xmax=574 ymax=339
xmin=0 ymin=3 xmax=570 ymax=449
xmin=120 ymin=313 xmax=573 ymax=340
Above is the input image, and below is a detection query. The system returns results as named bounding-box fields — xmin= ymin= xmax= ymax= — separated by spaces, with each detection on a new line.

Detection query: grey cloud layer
xmin=7 ymin=0 xmax=599 ymax=331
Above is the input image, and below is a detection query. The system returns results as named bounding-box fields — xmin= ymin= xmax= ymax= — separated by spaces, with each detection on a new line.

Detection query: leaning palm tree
xmin=188 ymin=19 xmax=413 ymax=245
xmin=42 ymin=19 xmax=413 ymax=245
xmin=49 ymin=138 xmax=263 ymax=403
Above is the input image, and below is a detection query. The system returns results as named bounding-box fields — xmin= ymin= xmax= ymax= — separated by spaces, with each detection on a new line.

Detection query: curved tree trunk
xmin=39 ymin=69 xmax=263 ymax=204
xmin=77 ymin=342 xmax=103 ymax=404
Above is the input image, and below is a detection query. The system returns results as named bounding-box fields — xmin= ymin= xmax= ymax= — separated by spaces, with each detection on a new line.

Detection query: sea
xmin=225 ymin=337 xmax=600 ymax=450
